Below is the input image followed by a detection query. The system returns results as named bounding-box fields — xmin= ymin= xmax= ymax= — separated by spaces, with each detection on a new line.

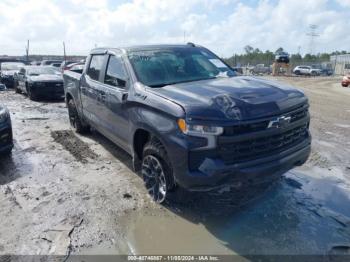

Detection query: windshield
xmin=27 ymin=67 xmax=60 ymax=76
xmin=128 ymin=47 xmax=235 ymax=87
xmin=1 ymin=62 xmax=25 ymax=70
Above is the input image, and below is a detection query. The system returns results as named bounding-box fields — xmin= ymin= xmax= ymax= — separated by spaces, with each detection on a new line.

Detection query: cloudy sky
xmin=0 ymin=0 xmax=349 ymax=57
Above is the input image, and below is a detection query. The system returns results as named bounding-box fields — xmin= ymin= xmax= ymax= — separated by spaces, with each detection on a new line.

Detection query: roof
xmin=90 ymin=43 xmax=199 ymax=55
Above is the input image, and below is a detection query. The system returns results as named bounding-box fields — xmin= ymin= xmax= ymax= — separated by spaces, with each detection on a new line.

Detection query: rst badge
xmin=268 ymin=116 xmax=291 ymax=129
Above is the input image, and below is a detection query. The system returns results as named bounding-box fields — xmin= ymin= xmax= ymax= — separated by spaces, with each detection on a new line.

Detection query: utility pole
xmin=25 ymin=40 xmax=29 ymax=62
xmin=63 ymin=41 xmax=66 ymax=62
xmin=306 ymin=24 xmax=319 ymax=55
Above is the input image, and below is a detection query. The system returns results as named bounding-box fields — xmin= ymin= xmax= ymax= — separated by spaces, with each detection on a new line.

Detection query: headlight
xmin=0 ymin=107 xmax=9 ymax=124
xmin=177 ymin=119 xmax=223 ymax=136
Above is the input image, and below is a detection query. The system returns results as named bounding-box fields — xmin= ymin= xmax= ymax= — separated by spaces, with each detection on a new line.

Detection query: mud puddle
xmin=122 ymin=169 xmax=350 ymax=256
xmin=51 ymin=130 xmax=98 ymax=163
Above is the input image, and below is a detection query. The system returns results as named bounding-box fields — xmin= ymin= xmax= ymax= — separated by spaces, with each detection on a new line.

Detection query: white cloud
xmin=0 ymin=0 xmax=348 ymax=57
xmin=336 ymin=0 xmax=350 ymax=6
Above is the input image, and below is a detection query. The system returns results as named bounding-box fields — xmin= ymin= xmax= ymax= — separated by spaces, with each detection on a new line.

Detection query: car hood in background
xmin=149 ymin=76 xmax=307 ymax=122
xmin=1 ymin=70 xmax=18 ymax=76
xmin=29 ymin=74 xmax=63 ymax=82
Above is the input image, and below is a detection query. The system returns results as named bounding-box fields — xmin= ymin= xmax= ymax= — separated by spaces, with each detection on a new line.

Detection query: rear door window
xmin=87 ymin=55 xmax=104 ymax=81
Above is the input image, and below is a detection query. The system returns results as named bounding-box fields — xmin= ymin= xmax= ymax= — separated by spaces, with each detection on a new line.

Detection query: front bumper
xmin=30 ymin=82 xmax=64 ymax=99
xmin=1 ymin=77 xmax=15 ymax=88
xmin=169 ymin=133 xmax=311 ymax=192
xmin=0 ymin=120 xmax=13 ymax=154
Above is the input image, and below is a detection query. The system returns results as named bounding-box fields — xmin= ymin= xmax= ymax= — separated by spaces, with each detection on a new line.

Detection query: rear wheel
xmin=67 ymin=99 xmax=89 ymax=133
xmin=142 ymin=138 xmax=175 ymax=203
xmin=14 ymin=81 xmax=21 ymax=93
xmin=294 ymin=70 xmax=300 ymax=75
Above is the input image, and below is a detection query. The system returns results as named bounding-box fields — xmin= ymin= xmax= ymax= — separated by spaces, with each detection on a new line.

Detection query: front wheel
xmin=142 ymin=138 xmax=175 ymax=203
xmin=27 ymin=86 xmax=36 ymax=100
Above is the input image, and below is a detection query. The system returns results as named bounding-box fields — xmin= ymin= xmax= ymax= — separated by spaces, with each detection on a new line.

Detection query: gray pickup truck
xmin=63 ymin=43 xmax=311 ymax=203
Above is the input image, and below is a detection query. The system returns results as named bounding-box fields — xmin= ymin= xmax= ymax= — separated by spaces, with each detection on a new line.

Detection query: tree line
xmin=223 ymin=45 xmax=349 ymax=67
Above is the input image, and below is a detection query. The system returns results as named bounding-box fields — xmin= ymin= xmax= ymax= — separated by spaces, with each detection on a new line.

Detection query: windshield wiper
xmin=149 ymin=77 xmax=216 ymax=88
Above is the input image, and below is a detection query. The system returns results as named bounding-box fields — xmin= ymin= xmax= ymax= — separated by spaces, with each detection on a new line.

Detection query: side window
xmin=87 ymin=55 xmax=104 ymax=81
xmin=104 ymin=55 xmax=127 ymax=88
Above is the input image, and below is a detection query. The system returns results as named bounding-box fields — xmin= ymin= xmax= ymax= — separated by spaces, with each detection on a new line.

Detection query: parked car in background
xmin=31 ymin=61 xmax=42 ymax=66
xmin=50 ymin=63 xmax=62 ymax=68
xmin=321 ymin=68 xmax=333 ymax=76
xmin=60 ymin=60 xmax=77 ymax=71
xmin=0 ymin=103 xmax=13 ymax=155
xmin=14 ymin=66 xmax=64 ymax=100
xmin=341 ymin=74 xmax=350 ymax=87
xmin=63 ymin=44 xmax=311 ymax=203
xmin=275 ymin=51 xmax=290 ymax=63
xmin=40 ymin=60 xmax=62 ymax=66
xmin=293 ymin=66 xmax=322 ymax=76
xmin=0 ymin=62 xmax=25 ymax=88
xmin=68 ymin=62 xmax=85 ymax=73
xmin=250 ymin=64 xmax=271 ymax=75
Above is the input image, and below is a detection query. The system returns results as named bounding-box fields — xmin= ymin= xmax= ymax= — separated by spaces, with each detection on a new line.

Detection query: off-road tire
xmin=67 ymin=99 xmax=90 ymax=134
xmin=14 ymin=82 xmax=21 ymax=93
xmin=142 ymin=137 xmax=176 ymax=203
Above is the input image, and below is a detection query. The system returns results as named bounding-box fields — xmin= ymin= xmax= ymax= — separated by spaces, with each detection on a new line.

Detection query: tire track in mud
xmin=51 ymin=130 xmax=97 ymax=163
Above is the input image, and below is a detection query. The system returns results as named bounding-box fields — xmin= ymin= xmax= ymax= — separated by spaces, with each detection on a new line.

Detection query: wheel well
xmin=66 ymin=93 xmax=73 ymax=102
xmin=133 ymin=129 xmax=151 ymax=160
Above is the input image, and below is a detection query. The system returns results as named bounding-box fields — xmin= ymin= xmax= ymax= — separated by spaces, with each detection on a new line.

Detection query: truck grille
xmin=43 ymin=82 xmax=63 ymax=89
xmin=218 ymin=124 xmax=308 ymax=164
xmin=223 ymin=104 xmax=308 ymax=136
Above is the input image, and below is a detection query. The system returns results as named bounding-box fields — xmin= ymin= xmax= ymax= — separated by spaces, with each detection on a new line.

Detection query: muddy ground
xmin=0 ymin=76 xmax=349 ymax=259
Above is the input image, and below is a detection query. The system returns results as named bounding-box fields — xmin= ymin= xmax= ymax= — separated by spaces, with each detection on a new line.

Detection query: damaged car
xmin=0 ymin=104 xmax=13 ymax=155
xmin=64 ymin=43 xmax=311 ymax=203
xmin=14 ymin=66 xmax=64 ymax=100
xmin=0 ymin=62 xmax=25 ymax=88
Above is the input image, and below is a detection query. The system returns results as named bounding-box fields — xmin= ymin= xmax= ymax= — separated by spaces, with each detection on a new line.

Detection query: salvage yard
xmin=0 ymin=76 xmax=350 ymax=257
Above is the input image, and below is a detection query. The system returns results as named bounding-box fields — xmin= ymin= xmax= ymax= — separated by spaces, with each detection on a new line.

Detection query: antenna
xmin=306 ymin=24 xmax=319 ymax=55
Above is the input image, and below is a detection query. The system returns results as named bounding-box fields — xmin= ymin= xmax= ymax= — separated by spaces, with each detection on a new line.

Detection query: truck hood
xmin=29 ymin=74 xmax=63 ymax=82
xmin=148 ymin=76 xmax=307 ymax=122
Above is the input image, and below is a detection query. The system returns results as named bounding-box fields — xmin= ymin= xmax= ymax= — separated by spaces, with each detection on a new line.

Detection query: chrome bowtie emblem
xmin=268 ymin=116 xmax=291 ymax=129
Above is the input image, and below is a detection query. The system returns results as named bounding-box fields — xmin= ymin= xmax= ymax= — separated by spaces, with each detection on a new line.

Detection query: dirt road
xmin=0 ymin=76 xmax=349 ymax=258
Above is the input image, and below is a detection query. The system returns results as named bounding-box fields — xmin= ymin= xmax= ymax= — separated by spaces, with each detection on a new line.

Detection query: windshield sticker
xmin=209 ymin=59 xmax=227 ymax=68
